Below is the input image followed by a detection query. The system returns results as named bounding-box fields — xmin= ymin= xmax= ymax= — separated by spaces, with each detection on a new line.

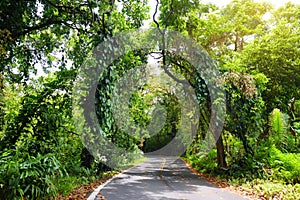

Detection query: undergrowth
xmin=185 ymin=144 xmax=300 ymax=200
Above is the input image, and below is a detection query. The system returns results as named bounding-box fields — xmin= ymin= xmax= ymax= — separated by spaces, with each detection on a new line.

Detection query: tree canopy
xmin=0 ymin=0 xmax=300 ymax=199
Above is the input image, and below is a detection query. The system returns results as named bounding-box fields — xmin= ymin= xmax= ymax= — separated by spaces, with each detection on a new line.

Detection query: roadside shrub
xmin=186 ymin=149 xmax=218 ymax=173
xmin=267 ymin=146 xmax=300 ymax=183
xmin=0 ymin=150 xmax=65 ymax=200
xmin=268 ymin=108 xmax=297 ymax=152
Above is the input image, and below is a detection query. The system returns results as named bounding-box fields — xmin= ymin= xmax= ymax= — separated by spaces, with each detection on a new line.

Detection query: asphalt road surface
xmin=96 ymin=156 xmax=250 ymax=200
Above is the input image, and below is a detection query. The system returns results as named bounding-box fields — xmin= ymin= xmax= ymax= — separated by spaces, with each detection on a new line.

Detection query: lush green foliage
xmin=0 ymin=151 xmax=63 ymax=199
xmin=0 ymin=0 xmax=149 ymax=199
xmin=168 ymin=0 xmax=300 ymax=198
xmin=1 ymin=0 xmax=300 ymax=199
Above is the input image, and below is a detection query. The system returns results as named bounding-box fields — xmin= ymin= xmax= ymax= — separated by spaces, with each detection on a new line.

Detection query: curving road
xmin=91 ymin=156 xmax=250 ymax=200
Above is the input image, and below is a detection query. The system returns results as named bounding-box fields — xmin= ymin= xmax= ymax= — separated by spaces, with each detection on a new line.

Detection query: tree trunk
xmin=0 ymin=73 xmax=4 ymax=129
xmin=81 ymin=147 xmax=94 ymax=169
xmin=216 ymin=135 xmax=227 ymax=168
xmin=234 ymin=32 xmax=238 ymax=52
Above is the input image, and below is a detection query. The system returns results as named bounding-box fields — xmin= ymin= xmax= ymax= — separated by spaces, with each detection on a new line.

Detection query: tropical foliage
xmin=0 ymin=0 xmax=299 ymax=199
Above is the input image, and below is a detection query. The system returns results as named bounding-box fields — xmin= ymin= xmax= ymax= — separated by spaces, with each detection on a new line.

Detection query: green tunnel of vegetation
xmin=0 ymin=0 xmax=300 ymax=199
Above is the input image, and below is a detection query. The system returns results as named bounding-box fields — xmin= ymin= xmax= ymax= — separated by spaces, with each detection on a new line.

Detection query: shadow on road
xmin=98 ymin=156 xmax=249 ymax=200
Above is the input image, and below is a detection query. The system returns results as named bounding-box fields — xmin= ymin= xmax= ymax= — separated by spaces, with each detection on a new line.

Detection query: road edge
xmin=87 ymin=157 xmax=148 ymax=200
xmin=180 ymin=157 xmax=260 ymax=200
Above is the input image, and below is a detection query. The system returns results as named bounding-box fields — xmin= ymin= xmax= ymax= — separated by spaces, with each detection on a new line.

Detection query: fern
xmin=269 ymin=108 xmax=287 ymax=135
xmin=268 ymin=108 xmax=288 ymax=150
xmin=268 ymin=146 xmax=300 ymax=183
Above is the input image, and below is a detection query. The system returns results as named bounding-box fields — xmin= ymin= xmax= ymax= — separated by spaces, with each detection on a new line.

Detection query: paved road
xmin=95 ymin=156 xmax=250 ymax=200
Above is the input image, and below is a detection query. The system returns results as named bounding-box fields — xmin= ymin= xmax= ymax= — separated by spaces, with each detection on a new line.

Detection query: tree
xmin=0 ymin=70 xmax=76 ymax=152
xmin=0 ymin=0 xmax=150 ymax=198
xmin=0 ymin=73 xmax=4 ymax=131
xmin=0 ymin=0 xmax=149 ymax=82
xmin=241 ymin=3 xmax=300 ymax=112
xmin=157 ymin=0 xmax=273 ymax=168
xmin=159 ymin=0 xmax=270 ymax=61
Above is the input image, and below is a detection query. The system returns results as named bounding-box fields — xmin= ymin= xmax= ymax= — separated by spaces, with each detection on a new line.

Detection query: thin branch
xmin=149 ymin=51 xmax=163 ymax=54
xmin=102 ymin=0 xmax=115 ymax=36
xmin=61 ymin=21 xmax=80 ymax=30
xmin=12 ymin=0 xmax=94 ymax=38
xmin=169 ymin=56 xmax=193 ymax=75
xmin=168 ymin=56 xmax=196 ymax=87
xmin=153 ymin=0 xmax=162 ymax=34
xmin=12 ymin=19 xmax=65 ymax=39
xmin=153 ymin=0 xmax=187 ymax=87
xmin=162 ymin=65 xmax=189 ymax=85
xmin=149 ymin=53 xmax=163 ymax=60
xmin=291 ymin=119 xmax=300 ymax=124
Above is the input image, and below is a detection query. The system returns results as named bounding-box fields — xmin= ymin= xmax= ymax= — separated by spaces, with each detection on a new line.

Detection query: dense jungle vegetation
xmin=0 ymin=0 xmax=299 ymax=199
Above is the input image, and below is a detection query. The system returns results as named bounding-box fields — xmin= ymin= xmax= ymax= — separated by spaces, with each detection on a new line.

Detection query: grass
xmin=56 ymin=156 xmax=147 ymax=198
xmin=57 ymin=170 xmax=118 ymax=196
xmin=56 ymin=170 xmax=119 ymax=199
xmin=57 ymin=175 xmax=89 ymax=196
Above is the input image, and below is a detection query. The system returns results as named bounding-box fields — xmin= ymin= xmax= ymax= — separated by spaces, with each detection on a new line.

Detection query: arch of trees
xmin=0 ymin=0 xmax=300 ymax=199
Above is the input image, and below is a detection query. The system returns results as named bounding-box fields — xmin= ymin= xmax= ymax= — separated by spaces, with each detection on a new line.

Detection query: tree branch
xmin=102 ymin=0 xmax=115 ymax=36
xmin=12 ymin=19 xmax=65 ymax=39
xmin=153 ymin=0 xmax=163 ymax=34
xmin=162 ymin=65 xmax=189 ymax=85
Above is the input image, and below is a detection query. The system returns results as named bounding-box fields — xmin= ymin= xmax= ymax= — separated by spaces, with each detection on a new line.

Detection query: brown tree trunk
xmin=234 ymin=32 xmax=238 ymax=52
xmin=0 ymin=73 xmax=4 ymax=128
xmin=216 ymin=135 xmax=227 ymax=168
